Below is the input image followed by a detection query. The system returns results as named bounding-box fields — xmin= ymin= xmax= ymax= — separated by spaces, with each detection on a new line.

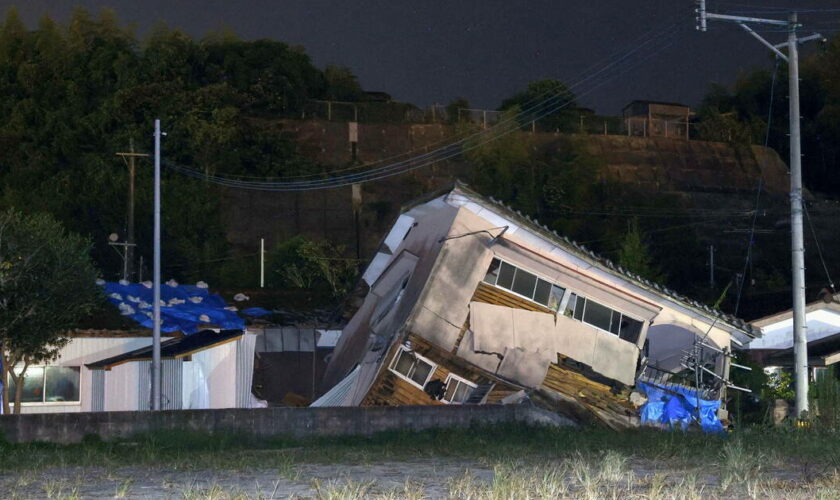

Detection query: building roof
xmin=622 ymin=100 xmax=690 ymax=111
xmin=86 ymin=329 xmax=244 ymax=370
xmin=746 ymin=294 xmax=840 ymax=350
xmin=431 ymin=182 xmax=755 ymax=338
xmin=763 ymin=331 xmax=840 ymax=367
xmin=751 ymin=293 xmax=840 ymax=328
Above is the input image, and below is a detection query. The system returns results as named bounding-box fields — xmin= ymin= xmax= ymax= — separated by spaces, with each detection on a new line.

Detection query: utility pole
xmin=117 ymin=139 xmax=149 ymax=281
xmin=709 ymin=244 xmax=715 ymax=289
xmin=696 ymin=1 xmax=821 ymax=418
xmin=260 ymin=238 xmax=265 ymax=288
xmin=152 ymin=119 xmax=163 ymax=411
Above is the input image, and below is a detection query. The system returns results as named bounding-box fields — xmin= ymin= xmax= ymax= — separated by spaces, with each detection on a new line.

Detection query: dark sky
xmin=3 ymin=1 xmax=838 ymax=114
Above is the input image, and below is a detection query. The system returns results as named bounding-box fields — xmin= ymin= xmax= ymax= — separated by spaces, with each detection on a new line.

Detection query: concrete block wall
xmin=0 ymin=405 xmax=574 ymax=444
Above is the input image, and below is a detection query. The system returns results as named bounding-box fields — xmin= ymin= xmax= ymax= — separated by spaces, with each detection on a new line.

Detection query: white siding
xmin=187 ymin=340 xmax=237 ymax=409
xmin=17 ymin=337 xmax=151 ymax=414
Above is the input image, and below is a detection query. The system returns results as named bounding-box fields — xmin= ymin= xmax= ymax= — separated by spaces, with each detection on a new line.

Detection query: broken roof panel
xmin=383 ymin=214 xmax=416 ymax=253
xmin=361 ymin=252 xmax=392 ymax=286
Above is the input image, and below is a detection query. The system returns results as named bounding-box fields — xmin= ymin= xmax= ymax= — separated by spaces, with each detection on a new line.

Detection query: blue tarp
xmin=637 ymin=381 xmax=724 ymax=433
xmin=100 ymin=280 xmax=245 ymax=335
xmin=241 ymin=307 xmax=273 ymax=317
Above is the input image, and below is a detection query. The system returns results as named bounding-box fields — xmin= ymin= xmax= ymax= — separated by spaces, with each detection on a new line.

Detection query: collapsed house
xmin=316 ymin=183 xmax=756 ymax=428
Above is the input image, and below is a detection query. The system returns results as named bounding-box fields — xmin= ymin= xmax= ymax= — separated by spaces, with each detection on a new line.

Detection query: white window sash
xmin=441 ymin=373 xmax=478 ymax=404
xmin=388 ymin=346 xmax=437 ymax=390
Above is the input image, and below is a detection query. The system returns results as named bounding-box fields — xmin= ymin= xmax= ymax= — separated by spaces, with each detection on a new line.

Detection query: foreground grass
xmin=2 ymin=424 xmax=840 ymax=498
xmin=1 ymin=423 xmax=839 ymax=471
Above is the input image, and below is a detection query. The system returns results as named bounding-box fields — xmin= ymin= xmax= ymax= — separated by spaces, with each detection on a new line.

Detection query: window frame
xmin=6 ymin=365 xmax=82 ymax=406
xmin=388 ymin=346 xmax=437 ymax=390
xmin=568 ymin=295 xmax=644 ymax=341
xmin=483 ymin=257 xmax=566 ymax=310
xmin=441 ymin=373 xmax=478 ymax=405
xmin=482 ymin=258 xmax=646 ymax=344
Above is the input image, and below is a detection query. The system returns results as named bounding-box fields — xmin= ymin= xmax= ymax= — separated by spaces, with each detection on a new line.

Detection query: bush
xmin=812 ymin=366 xmax=840 ymax=429
xmin=268 ymin=235 xmax=356 ymax=297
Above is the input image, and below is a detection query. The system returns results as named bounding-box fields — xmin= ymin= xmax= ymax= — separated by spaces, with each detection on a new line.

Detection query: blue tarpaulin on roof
xmin=637 ymin=381 xmax=724 ymax=433
xmin=241 ymin=307 xmax=272 ymax=317
xmin=100 ymin=281 xmax=245 ymax=335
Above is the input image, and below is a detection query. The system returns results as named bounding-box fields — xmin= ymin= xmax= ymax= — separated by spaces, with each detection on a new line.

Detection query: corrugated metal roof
xmin=310 ymin=365 xmax=359 ymax=407
xmin=86 ymin=329 xmax=243 ymax=370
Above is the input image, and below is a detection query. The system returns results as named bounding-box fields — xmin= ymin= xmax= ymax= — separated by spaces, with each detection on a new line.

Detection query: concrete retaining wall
xmin=0 ymin=405 xmax=574 ymax=444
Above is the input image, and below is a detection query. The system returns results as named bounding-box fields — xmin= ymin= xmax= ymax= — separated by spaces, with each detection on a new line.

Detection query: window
xmin=565 ymin=293 xmax=584 ymax=320
xmin=618 ymin=315 xmax=643 ymax=344
xmin=582 ymin=299 xmax=613 ymax=332
xmin=482 ymin=258 xmax=565 ymax=309
xmin=564 ymin=294 xmax=643 ymax=343
xmin=442 ymin=373 xmax=477 ymax=404
xmin=484 ymin=259 xmax=645 ymax=344
xmin=6 ymin=366 xmax=81 ymax=404
xmin=511 ymin=268 xmax=538 ymax=298
xmin=389 ymin=346 xmax=437 ymax=389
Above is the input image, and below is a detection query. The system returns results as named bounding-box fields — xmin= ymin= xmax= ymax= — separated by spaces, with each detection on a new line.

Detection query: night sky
xmin=3 ymin=1 xmax=839 ymax=114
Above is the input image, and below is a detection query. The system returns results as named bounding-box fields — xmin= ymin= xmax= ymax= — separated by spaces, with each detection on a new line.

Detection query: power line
xmin=166 ymin=19 xmax=690 ymax=189
xmin=804 ymin=202 xmax=835 ymax=293
xmin=164 ymin=23 xmax=690 ymax=191
xmin=734 ymin=57 xmax=779 ymax=316
xmin=209 ymin=15 xmax=692 ymax=182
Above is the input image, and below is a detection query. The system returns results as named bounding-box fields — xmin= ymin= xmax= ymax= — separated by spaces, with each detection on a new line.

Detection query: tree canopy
xmin=0 ymin=209 xmax=100 ymax=414
xmin=499 ymin=78 xmax=579 ymax=132
xmin=694 ymin=35 xmax=840 ymax=194
xmin=0 ymin=7 xmax=363 ymax=286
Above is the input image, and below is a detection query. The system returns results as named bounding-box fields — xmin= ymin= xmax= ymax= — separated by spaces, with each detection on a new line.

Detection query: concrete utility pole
xmin=116 ymin=139 xmax=149 ymax=281
xmin=696 ymin=1 xmax=821 ymax=418
xmin=260 ymin=238 xmax=265 ymax=288
xmin=152 ymin=119 xmax=163 ymax=411
xmin=709 ymin=244 xmax=715 ymax=289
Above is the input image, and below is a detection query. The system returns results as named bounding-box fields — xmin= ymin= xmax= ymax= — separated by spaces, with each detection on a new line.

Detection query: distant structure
xmin=364 ymin=91 xmax=392 ymax=102
xmin=623 ymin=101 xmax=691 ymax=140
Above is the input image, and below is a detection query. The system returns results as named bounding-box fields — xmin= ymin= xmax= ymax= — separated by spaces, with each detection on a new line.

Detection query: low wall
xmin=0 ymin=404 xmax=574 ymax=444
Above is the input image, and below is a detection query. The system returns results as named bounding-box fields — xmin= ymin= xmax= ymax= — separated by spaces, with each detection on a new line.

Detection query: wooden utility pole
xmin=116 ymin=139 xmax=149 ymax=281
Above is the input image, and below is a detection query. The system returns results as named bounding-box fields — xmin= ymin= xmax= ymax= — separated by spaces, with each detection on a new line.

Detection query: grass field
xmin=1 ymin=424 xmax=840 ymax=499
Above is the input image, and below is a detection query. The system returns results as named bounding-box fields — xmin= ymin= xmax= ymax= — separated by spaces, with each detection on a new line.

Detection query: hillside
xmin=219 ymin=121 xmax=839 ymax=320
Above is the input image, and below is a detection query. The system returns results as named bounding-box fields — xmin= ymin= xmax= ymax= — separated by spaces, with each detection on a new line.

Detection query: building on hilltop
xmin=314 ymin=182 xmax=756 ymax=429
xmin=623 ymin=100 xmax=692 ymax=139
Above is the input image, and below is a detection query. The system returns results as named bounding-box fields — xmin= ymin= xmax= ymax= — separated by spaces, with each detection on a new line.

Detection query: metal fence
xmin=296 ymin=100 xmax=700 ymax=141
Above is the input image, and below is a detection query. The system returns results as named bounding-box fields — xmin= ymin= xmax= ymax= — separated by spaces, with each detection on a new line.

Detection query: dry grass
xmin=1 ymin=424 xmax=840 ymax=498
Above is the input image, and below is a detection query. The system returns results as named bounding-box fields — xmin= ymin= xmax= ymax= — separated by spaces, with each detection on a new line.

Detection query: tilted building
xmin=316 ymin=183 xmax=756 ymax=427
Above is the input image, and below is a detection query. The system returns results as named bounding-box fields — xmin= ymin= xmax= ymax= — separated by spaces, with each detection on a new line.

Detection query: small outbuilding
xmin=623 ymin=100 xmax=691 ymax=139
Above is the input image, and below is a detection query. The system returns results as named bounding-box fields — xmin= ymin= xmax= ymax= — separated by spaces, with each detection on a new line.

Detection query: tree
xmin=0 ymin=210 xmax=101 ymax=414
xmin=268 ymin=235 xmax=356 ymax=297
xmin=499 ymin=79 xmax=578 ymax=132
xmin=617 ymin=218 xmax=665 ymax=283
xmin=323 ymin=65 xmax=364 ymax=102
xmin=0 ymin=9 xmax=326 ymax=285
xmin=445 ymin=97 xmax=469 ymax=124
